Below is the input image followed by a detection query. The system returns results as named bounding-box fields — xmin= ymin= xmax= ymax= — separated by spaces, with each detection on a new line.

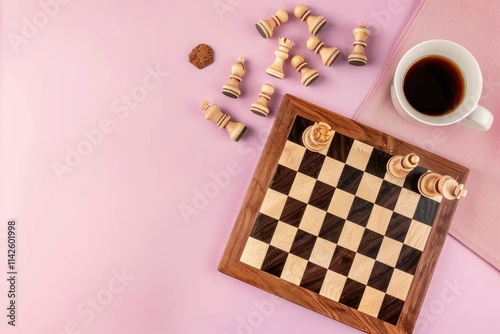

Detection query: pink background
xmin=0 ymin=1 xmax=498 ymax=334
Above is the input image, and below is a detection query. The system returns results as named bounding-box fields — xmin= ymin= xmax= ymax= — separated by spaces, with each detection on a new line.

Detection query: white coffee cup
xmin=391 ymin=40 xmax=493 ymax=131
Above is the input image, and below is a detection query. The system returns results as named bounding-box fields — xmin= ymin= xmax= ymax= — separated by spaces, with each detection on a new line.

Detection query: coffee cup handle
xmin=457 ymin=105 xmax=494 ymax=131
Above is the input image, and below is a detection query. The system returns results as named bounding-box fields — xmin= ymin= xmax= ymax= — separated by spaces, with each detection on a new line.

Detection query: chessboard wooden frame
xmin=218 ymin=94 xmax=468 ymax=334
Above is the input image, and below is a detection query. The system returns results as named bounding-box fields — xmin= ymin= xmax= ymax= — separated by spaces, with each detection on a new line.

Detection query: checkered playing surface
xmin=240 ymin=116 xmax=441 ymax=325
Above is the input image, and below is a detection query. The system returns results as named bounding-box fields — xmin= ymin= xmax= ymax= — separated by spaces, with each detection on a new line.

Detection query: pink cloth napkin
xmin=356 ymin=0 xmax=500 ymax=270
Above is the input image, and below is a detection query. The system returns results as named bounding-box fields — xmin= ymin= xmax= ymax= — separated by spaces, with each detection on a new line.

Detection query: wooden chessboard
xmin=218 ymin=95 xmax=468 ymax=333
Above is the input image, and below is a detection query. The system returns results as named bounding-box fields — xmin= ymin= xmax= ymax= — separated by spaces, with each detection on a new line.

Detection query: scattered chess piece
xmin=306 ymin=36 xmax=340 ymax=67
xmin=386 ymin=153 xmax=420 ymax=178
xmin=250 ymin=84 xmax=274 ymax=117
xmin=200 ymin=100 xmax=247 ymax=142
xmin=348 ymin=23 xmax=370 ymax=66
xmin=266 ymin=37 xmax=295 ymax=79
xmin=302 ymin=122 xmax=333 ymax=151
xmin=293 ymin=4 xmax=327 ymax=36
xmin=418 ymin=172 xmax=468 ymax=200
xmin=255 ymin=9 xmax=289 ymax=39
xmin=222 ymin=58 xmax=246 ymax=98
xmin=291 ymin=55 xmax=319 ymax=87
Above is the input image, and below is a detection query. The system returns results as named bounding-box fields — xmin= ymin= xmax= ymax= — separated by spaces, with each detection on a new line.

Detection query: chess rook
xmin=291 ymin=55 xmax=319 ymax=87
xmin=306 ymin=36 xmax=340 ymax=67
xmin=266 ymin=37 xmax=295 ymax=79
xmin=250 ymin=84 xmax=274 ymax=117
xmin=293 ymin=4 xmax=327 ymax=36
xmin=348 ymin=23 xmax=370 ymax=66
xmin=418 ymin=172 xmax=468 ymax=200
xmin=302 ymin=122 xmax=333 ymax=151
xmin=200 ymin=100 xmax=247 ymax=141
xmin=387 ymin=153 xmax=420 ymax=178
xmin=256 ymin=9 xmax=289 ymax=39
xmin=222 ymin=58 xmax=246 ymax=98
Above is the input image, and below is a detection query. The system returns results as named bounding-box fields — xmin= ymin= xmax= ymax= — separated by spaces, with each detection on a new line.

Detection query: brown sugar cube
xmin=189 ymin=44 xmax=214 ymax=69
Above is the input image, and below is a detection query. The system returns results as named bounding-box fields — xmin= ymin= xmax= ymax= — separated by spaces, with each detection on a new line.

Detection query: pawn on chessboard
xmin=418 ymin=172 xmax=468 ymax=200
xmin=386 ymin=153 xmax=420 ymax=178
xmin=306 ymin=36 xmax=340 ymax=67
xmin=294 ymin=4 xmax=327 ymax=36
xmin=222 ymin=58 xmax=246 ymax=99
xmin=291 ymin=54 xmax=319 ymax=87
xmin=256 ymin=9 xmax=288 ymax=39
xmin=250 ymin=84 xmax=274 ymax=117
xmin=200 ymin=100 xmax=247 ymax=142
xmin=348 ymin=23 xmax=370 ymax=66
xmin=302 ymin=122 xmax=333 ymax=152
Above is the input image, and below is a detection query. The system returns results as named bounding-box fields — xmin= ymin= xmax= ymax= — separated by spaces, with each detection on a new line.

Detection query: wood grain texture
xmin=218 ymin=95 xmax=469 ymax=334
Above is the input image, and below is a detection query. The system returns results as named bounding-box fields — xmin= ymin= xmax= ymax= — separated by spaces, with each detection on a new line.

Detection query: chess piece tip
xmin=278 ymin=37 xmax=295 ymax=47
xmin=262 ymin=83 xmax=274 ymax=95
xmin=293 ymin=4 xmax=308 ymax=18
xmin=291 ymin=54 xmax=305 ymax=67
xmin=200 ymin=100 xmax=209 ymax=110
xmin=306 ymin=36 xmax=320 ymax=50
xmin=453 ymin=184 xmax=468 ymax=199
xmin=276 ymin=9 xmax=289 ymax=22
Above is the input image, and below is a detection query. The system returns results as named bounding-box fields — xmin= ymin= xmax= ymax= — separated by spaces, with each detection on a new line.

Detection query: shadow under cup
xmin=392 ymin=40 xmax=483 ymax=127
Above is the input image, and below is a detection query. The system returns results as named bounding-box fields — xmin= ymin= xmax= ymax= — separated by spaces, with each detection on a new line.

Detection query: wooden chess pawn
xmin=200 ymin=100 xmax=247 ymax=142
xmin=266 ymin=37 xmax=295 ymax=79
xmin=256 ymin=9 xmax=289 ymax=39
xmin=293 ymin=4 xmax=327 ymax=36
xmin=418 ymin=172 xmax=468 ymax=200
xmin=222 ymin=58 xmax=246 ymax=98
xmin=387 ymin=153 xmax=420 ymax=178
xmin=250 ymin=84 xmax=274 ymax=117
xmin=306 ymin=36 xmax=340 ymax=67
xmin=291 ymin=55 xmax=319 ymax=87
xmin=348 ymin=23 xmax=370 ymax=66
xmin=302 ymin=122 xmax=333 ymax=152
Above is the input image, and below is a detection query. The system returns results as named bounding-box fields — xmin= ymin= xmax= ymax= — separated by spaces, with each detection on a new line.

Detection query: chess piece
xmin=200 ymin=101 xmax=247 ymax=141
xmin=256 ymin=9 xmax=289 ymax=39
xmin=302 ymin=122 xmax=333 ymax=151
xmin=250 ymin=84 xmax=274 ymax=117
xmin=386 ymin=153 xmax=420 ymax=178
xmin=418 ymin=172 xmax=468 ymax=200
xmin=293 ymin=4 xmax=327 ymax=36
xmin=266 ymin=37 xmax=295 ymax=79
xmin=222 ymin=58 xmax=246 ymax=98
xmin=291 ymin=55 xmax=320 ymax=87
xmin=306 ymin=36 xmax=340 ymax=67
xmin=348 ymin=23 xmax=370 ymax=66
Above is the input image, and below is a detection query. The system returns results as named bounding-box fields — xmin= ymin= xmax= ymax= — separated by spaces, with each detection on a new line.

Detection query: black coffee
xmin=403 ymin=55 xmax=465 ymax=116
